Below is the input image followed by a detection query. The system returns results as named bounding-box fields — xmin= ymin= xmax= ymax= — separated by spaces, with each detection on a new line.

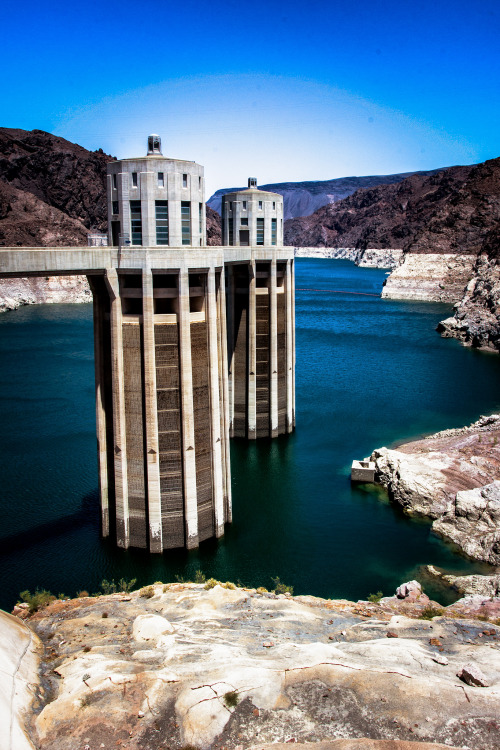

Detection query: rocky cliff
xmin=5 ymin=581 xmax=500 ymax=750
xmin=294 ymin=247 xmax=404 ymax=269
xmin=370 ymin=414 xmax=500 ymax=565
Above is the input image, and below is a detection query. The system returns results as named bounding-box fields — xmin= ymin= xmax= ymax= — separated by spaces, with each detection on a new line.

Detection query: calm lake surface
xmin=1 ymin=258 xmax=500 ymax=610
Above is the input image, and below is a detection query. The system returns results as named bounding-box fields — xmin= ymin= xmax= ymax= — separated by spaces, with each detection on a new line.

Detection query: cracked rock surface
xmin=8 ymin=582 xmax=500 ymax=750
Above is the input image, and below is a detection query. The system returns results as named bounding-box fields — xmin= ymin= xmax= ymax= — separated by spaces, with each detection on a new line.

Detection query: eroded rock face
xmin=437 ymin=255 xmax=500 ymax=353
xmin=426 ymin=566 xmax=500 ymax=598
xmin=433 ymin=482 xmax=500 ymax=565
xmin=0 ymin=275 xmax=91 ymax=312
xmin=11 ymin=583 xmax=500 ymax=750
xmin=371 ymin=415 xmax=500 ymax=562
xmin=381 ymin=253 xmax=476 ymax=303
xmin=293 ymin=247 xmax=403 ymax=269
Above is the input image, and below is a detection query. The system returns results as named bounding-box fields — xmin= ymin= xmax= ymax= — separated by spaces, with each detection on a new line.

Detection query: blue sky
xmin=2 ymin=0 xmax=499 ymax=195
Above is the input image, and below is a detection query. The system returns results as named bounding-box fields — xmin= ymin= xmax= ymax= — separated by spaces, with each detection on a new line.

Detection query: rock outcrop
xmin=0 ymin=275 xmax=91 ymax=313
xmin=371 ymin=415 xmax=500 ymax=563
xmin=437 ymin=254 xmax=500 ymax=352
xmin=426 ymin=566 xmax=500 ymax=598
xmin=381 ymin=253 xmax=477 ymax=303
xmin=6 ymin=582 xmax=500 ymax=750
xmin=294 ymin=247 xmax=403 ymax=269
xmin=0 ymin=610 xmax=41 ymax=750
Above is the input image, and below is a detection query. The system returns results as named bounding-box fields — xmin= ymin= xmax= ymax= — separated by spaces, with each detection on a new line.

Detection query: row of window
xmin=227 ymin=218 xmax=277 ymax=246
xmin=128 ymin=200 xmax=202 ymax=246
xmin=228 ymin=200 xmax=276 ymax=210
xmin=112 ymin=173 xmax=201 ymax=190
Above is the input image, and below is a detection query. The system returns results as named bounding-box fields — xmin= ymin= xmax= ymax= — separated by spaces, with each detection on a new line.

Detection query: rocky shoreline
xmin=370 ymin=414 xmax=500 ymax=565
xmin=4 ymin=580 xmax=500 ymax=750
xmin=294 ymin=247 xmax=403 ymax=269
xmin=0 ymin=275 xmax=91 ymax=312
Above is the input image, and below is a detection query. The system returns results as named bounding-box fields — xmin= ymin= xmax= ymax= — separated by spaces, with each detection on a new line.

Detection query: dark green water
xmin=1 ymin=258 xmax=499 ymax=610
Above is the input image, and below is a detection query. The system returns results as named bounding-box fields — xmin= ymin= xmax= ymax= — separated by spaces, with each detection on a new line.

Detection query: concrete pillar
xmin=226 ymin=266 xmax=235 ymax=436
xmin=104 ymin=268 xmax=129 ymax=548
xmin=88 ymin=276 xmax=109 ymax=537
xmin=269 ymin=257 xmax=279 ymax=437
xmin=207 ymin=268 xmax=225 ymax=536
xmin=247 ymin=260 xmax=257 ymax=439
xmin=178 ymin=269 xmax=199 ymax=548
xmin=291 ymin=259 xmax=296 ymax=428
xmin=286 ymin=259 xmax=294 ymax=433
xmin=218 ymin=269 xmax=232 ymax=522
xmin=142 ymin=264 xmax=163 ymax=552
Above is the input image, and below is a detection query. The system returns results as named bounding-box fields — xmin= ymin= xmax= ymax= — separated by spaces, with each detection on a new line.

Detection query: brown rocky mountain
xmin=206 ymin=205 xmax=222 ymax=245
xmin=284 ymin=158 xmax=500 ymax=257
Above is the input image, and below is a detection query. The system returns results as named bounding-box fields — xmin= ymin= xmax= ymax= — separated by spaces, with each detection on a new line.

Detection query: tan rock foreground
xmin=4 ymin=582 xmax=500 ymax=750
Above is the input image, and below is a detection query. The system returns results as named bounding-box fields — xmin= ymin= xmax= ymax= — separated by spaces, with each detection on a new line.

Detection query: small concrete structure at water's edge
xmin=351 ymin=459 xmax=375 ymax=482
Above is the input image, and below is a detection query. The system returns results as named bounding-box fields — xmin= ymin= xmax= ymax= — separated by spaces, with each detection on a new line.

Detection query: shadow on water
xmin=0 ymin=489 xmax=100 ymax=556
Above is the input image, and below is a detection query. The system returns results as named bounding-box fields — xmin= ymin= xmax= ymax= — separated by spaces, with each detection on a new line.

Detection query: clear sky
xmin=2 ymin=0 xmax=499 ymax=196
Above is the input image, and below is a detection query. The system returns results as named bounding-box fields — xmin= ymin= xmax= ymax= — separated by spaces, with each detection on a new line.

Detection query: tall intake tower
xmin=88 ymin=136 xmax=294 ymax=553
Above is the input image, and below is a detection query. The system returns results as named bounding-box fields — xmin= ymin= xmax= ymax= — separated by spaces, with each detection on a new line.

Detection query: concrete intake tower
xmin=0 ymin=135 xmax=296 ymax=553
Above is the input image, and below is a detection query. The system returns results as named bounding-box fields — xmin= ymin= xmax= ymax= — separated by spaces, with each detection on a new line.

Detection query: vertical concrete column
xmin=89 ymin=276 xmax=109 ymax=536
xmin=104 ymin=269 xmax=129 ymax=548
xmin=285 ymin=259 xmax=294 ymax=433
xmin=291 ymin=259 xmax=296 ymax=428
xmin=141 ymin=172 xmax=156 ymax=246
xmin=248 ymin=260 xmax=257 ymax=439
xmin=207 ymin=268 xmax=225 ymax=536
xmin=226 ymin=265 xmax=235 ymax=435
xmin=142 ymin=264 xmax=163 ymax=552
xmin=178 ymin=269 xmax=199 ymax=548
xmin=269 ymin=257 xmax=279 ymax=437
xmin=218 ymin=269 xmax=232 ymax=522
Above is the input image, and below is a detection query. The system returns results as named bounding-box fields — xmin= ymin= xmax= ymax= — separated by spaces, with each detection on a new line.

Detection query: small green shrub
xmin=19 ymin=589 xmax=56 ymax=614
xmin=140 ymin=586 xmax=155 ymax=599
xmin=223 ymin=690 xmax=239 ymax=708
xmin=367 ymin=591 xmax=384 ymax=603
xmin=100 ymin=578 xmax=136 ymax=595
xmin=204 ymin=578 xmax=218 ymax=590
xmin=77 ymin=590 xmax=89 ymax=598
xmin=271 ymin=576 xmax=293 ymax=596
xmin=194 ymin=570 xmax=206 ymax=583
xmin=256 ymin=586 xmax=268 ymax=594
xmin=223 ymin=581 xmax=236 ymax=590
xmin=419 ymin=606 xmax=444 ymax=620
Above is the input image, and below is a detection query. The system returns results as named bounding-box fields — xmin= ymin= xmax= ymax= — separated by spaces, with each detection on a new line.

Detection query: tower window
xmin=199 ymin=175 xmax=202 ymax=187
xmin=273 ymin=202 xmax=276 ymax=210
xmin=112 ymin=201 xmax=119 ymax=215
xmin=229 ymin=201 xmax=233 ymax=210
xmin=242 ymin=201 xmax=247 ymax=210
xmin=256 ymin=217 xmax=264 ymax=245
xmin=130 ymin=200 xmax=142 ymax=245
xmin=240 ymin=218 xmax=248 ymax=226
xmin=112 ymin=174 xmax=117 ymax=189
xmin=271 ymin=218 xmax=277 ymax=245
xmin=182 ymin=173 xmax=188 ymax=188
xmin=132 ymin=172 xmax=138 ymax=187
xmin=199 ymin=202 xmax=203 ymax=234
xmin=155 ymin=200 xmax=168 ymax=245
xmin=158 ymin=172 xmax=164 ymax=187
xmin=228 ymin=218 xmax=233 ymax=246
xmin=258 ymin=201 xmax=263 ymax=210
xmin=181 ymin=201 xmax=191 ymax=245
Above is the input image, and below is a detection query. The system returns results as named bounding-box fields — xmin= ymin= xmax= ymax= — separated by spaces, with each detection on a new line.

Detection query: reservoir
xmin=1 ymin=258 xmax=499 ymax=610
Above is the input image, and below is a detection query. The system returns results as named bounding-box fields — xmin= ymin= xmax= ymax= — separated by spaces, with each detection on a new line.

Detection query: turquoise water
xmin=1 ymin=258 xmax=499 ymax=610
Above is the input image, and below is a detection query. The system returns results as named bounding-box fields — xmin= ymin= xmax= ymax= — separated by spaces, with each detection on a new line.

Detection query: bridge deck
xmin=0 ymin=246 xmax=295 ymax=277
